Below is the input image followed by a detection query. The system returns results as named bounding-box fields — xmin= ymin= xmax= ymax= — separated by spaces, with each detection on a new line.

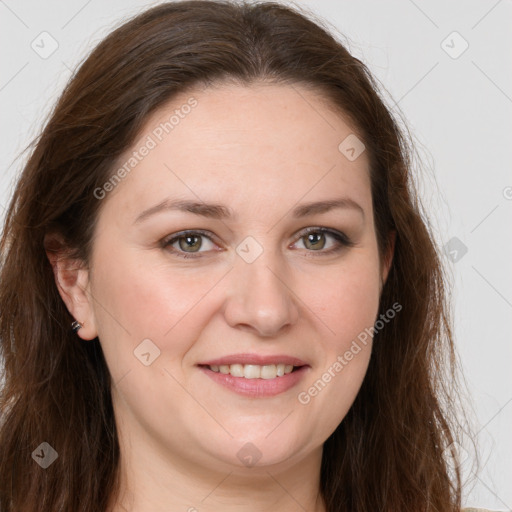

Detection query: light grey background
xmin=1 ymin=0 xmax=511 ymax=509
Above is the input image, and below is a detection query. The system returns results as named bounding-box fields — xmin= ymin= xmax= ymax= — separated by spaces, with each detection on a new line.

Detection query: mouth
xmin=197 ymin=354 xmax=309 ymax=397
xmin=198 ymin=363 xmax=303 ymax=379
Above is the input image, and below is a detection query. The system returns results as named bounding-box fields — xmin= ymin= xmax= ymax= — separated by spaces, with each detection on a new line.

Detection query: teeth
xmin=208 ymin=363 xmax=296 ymax=379
xmin=260 ymin=365 xmax=275 ymax=379
xmin=244 ymin=364 xmax=261 ymax=379
xmin=230 ymin=364 xmax=244 ymax=377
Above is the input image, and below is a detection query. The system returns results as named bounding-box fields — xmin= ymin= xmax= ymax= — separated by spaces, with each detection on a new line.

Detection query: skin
xmin=49 ymin=82 xmax=393 ymax=512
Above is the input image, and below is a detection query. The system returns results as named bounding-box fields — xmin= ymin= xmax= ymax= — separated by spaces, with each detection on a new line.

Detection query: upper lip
xmin=198 ymin=353 xmax=308 ymax=367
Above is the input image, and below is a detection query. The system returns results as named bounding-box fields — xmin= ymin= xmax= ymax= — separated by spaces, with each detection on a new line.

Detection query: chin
xmin=202 ymin=430 xmax=310 ymax=471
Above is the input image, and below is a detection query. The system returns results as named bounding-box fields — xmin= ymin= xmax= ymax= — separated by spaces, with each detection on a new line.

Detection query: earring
xmin=71 ymin=320 xmax=84 ymax=333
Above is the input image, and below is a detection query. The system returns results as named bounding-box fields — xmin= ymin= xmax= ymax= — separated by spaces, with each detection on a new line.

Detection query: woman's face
xmin=79 ymin=83 xmax=390 ymax=473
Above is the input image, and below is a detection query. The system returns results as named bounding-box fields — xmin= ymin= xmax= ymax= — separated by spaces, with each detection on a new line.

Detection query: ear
xmin=44 ymin=233 xmax=98 ymax=340
xmin=380 ymin=230 xmax=396 ymax=288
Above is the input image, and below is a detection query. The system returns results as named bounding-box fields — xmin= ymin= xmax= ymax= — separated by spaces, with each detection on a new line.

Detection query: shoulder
xmin=462 ymin=508 xmax=499 ymax=512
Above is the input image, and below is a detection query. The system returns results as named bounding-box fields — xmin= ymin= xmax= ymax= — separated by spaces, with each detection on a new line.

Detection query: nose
xmin=223 ymin=248 xmax=300 ymax=338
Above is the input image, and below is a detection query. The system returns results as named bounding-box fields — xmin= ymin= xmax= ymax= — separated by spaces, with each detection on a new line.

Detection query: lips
xmin=197 ymin=353 xmax=310 ymax=397
xmin=198 ymin=353 xmax=308 ymax=367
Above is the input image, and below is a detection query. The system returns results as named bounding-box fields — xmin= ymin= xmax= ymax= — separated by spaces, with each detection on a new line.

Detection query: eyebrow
xmin=133 ymin=197 xmax=364 ymax=224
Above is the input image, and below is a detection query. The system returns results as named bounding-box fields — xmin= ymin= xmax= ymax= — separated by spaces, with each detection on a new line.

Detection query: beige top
xmin=462 ymin=508 xmax=496 ymax=511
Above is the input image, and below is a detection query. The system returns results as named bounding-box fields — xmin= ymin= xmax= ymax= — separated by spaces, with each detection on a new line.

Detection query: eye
xmin=162 ymin=227 xmax=353 ymax=260
xmin=162 ymin=230 xmax=218 ymax=259
xmin=292 ymin=227 xmax=353 ymax=254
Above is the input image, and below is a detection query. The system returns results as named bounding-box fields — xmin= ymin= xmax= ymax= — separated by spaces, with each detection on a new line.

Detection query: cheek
xmin=293 ymin=249 xmax=380 ymax=423
xmin=305 ymin=252 xmax=381 ymax=347
xmin=89 ymin=242 xmax=226 ymax=369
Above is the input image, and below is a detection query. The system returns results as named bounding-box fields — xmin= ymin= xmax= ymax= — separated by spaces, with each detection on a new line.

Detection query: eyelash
xmin=161 ymin=227 xmax=354 ymax=260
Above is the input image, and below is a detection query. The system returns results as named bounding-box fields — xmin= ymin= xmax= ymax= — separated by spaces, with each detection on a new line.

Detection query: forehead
xmin=100 ymin=82 xmax=371 ymax=224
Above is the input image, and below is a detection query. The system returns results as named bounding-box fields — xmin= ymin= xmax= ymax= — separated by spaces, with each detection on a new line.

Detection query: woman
xmin=0 ymin=1 xmax=487 ymax=510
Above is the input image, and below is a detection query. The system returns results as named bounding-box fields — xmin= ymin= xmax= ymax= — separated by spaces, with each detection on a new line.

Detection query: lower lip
xmin=198 ymin=366 xmax=309 ymax=397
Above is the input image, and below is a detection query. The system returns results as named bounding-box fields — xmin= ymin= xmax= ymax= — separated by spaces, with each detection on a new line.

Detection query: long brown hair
xmin=1 ymin=1 xmax=468 ymax=510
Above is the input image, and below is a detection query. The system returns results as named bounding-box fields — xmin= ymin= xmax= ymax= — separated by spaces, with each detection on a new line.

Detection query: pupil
xmin=180 ymin=235 xmax=201 ymax=252
xmin=306 ymin=232 xmax=325 ymax=250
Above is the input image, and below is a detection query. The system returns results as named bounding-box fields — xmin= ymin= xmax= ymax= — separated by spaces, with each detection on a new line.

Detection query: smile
xmin=198 ymin=364 xmax=309 ymax=398
xmin=206 ymin=363 xmax=296 ymax=379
